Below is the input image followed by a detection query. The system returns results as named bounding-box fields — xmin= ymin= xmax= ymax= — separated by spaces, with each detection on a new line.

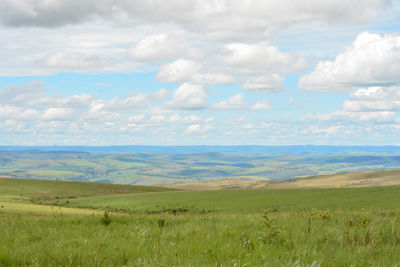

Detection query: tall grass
xmin=2 ymin=182 xmax=400 ymax=266
xmin=1 ymin=208 xmax=400 ymax=266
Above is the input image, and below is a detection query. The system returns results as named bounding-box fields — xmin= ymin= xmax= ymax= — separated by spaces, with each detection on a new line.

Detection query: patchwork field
xmin=2 ymin=146 xmax=400 ymax=185
xmin=1 ymin=176 xmax=400 ymax=265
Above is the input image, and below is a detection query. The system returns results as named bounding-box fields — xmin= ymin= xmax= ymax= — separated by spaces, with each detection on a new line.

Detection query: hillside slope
xmin=165 ymin=169 xmax=400 ymax=190
xmin=0 ymin=177 xmax=175 ymax=203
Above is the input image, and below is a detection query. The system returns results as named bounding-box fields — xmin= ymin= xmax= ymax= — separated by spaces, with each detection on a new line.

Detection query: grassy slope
xmin=0 ymin=177 xmax=174 ymax=203
xmin=0 ymin=177 xmax=175 ymax=215
xmin=2 ymin=177 xmax=400 ymax=265
xmin=166 ymin=169 xmax=400 ymax=190
xmin=63 ymin=186 xmax=400 ymax=214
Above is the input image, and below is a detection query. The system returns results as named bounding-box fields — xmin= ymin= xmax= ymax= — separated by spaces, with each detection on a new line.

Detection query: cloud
xmin=300 ymin=31 xmax=400 ymax=92
xmin=0 ymin=80 xmax=46 ymax=105
xmin=0 ymin=80 xmax=94 ymax=108
xmin=191 ymin=73 xmax=235 ymax=85
xmin=167 ymin=83 xmax=207 ymax=109
xmin=42 ymin=108 xmax=75 ymax=121
xmin=303 ymin=110 xmax=395 ymax=122
xmin=185 ymin=123 xmax=213 ymax=134
xmin=0 ymin=105 xmax=40 ymax=121
xmin=42 ymin=52 xmax=110 ymax=69
xmin=251 ymin=99 xmax=271 ymax=110
xmin=185 ymin=124 xmax=201 ymax=134
xmin=222 ymin=42 xmax=306 ymax=92
xmin=0 ymin=1 xmax=387 ymax=32
xmin=100 ymin=89 xmax=169 ymax=111
xmin=223 ymin=42 xmax=306 ymax=74
xmin=342 ymin=86 xmax=400 ymax=111
xmin=156 ymin=59 xmax=202 ymax=83
xmin=212 ymin=94 xmax=245 ymax=110
xmin=129 ymin=34 xmax=186 ymax=62
xmin=156 ymin=58 xmax=235 ymax=85
xmin=242 ymin=74 xmax=285 ymax=93
xmin=304 ymin=125 xmax=344 ymax=136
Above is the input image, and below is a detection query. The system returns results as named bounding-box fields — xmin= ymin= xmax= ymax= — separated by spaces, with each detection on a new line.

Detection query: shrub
xmin=101 ymin=211 xmax=111 ymax=226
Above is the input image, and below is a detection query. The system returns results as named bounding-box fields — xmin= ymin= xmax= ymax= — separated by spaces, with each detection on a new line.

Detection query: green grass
xmin=0 ymin=177 xmax=175 ymax=202
xmin=1 ymin=178 xmax=400 ymax=266
xmin=63 ymin=186 xmax=400 ymax=214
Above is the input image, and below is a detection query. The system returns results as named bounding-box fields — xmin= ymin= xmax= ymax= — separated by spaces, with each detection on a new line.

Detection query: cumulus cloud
xmin=42 ymin=108 xmax=75 ymax=121
xmin=129 ymin=34 xmax=186 ymax=62
xmin=156 ymin=58 xmax=235 ymax=85
xmin=167 ymin=83 xmax=207 ymax=109
xmin=300 ymin=31 xmax=400 ymax=92
xmin=0 ymin=105 xmax=40 ymax=121
xmin=0 ymin=80 xmax=94 ymax=108
xmin=303 ymin=110 xmax=395 ymax=122
xmin=185 ymin=124 xmax=201 ymax=134
xmin=0 ymin=1 xmax=387 ymax=33
xmin=242 ymin=74 xmax=285 ymax=93
xmin=42 ymin=52 xmax=110 ymax=69
xmin=342 ymin=86 xmax=400 ymax=111
xmin=100 ymin=89 xmax=169 ymax=111
xmin=223 ymin=42 xmax=306 ymax=74
xmin=0 ymin=80 xmax=46 ymax=105
xmin=185 ymin=123 xmax=213 ymax=134
xmin=251 ymin=99 xmax=271 ymax=110
xmin=212 ymin=94 xmax=245 ymax=110
xmin=222 ymin=42 xmax=306 ymax=92
xmin=156 ymin=59 xmax=202 ymax=83
xmin=303 ymin=125 xmax=344 ymax=136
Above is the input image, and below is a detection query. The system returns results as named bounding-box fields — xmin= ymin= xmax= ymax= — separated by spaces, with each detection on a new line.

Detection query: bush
xmin=101 ymin=211 xmax=111 ymax=226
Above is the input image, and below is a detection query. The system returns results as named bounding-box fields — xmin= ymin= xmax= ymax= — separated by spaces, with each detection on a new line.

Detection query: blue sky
xmin=0 ymin=0 xmax=400 ymax=145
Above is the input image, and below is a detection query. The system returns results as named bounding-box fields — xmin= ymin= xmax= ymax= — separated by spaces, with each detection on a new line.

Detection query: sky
xmin=0 ymin=0 xmax=400 ymax=146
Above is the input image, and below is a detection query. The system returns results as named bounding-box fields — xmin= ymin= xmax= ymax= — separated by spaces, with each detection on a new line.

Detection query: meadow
xmin=1 ymin=178 xmax=400 ymax=266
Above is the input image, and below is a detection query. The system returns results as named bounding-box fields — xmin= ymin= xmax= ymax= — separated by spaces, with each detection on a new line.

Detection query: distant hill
xmin=2 ymin=148 xmax=400 ymax=185
xmin=165 ymin=169 xmax=400 ymax=190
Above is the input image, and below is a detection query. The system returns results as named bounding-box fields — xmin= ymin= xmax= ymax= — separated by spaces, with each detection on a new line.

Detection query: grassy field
xmin=1 ymin=177 xmax=400 ymax=266
xmin=0 ymin=177 xmax=174 ymax=202
xmin=166 ymin=169 xmax=400 ymax=190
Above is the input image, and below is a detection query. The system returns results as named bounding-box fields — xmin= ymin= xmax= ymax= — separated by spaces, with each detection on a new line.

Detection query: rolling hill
xmin=165 ymin=169 xmax=400 ymax=190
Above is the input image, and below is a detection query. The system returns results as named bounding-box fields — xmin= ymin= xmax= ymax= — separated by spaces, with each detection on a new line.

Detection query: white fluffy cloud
xmin=251 ymin=99 xmax=271 ymax=110
xmin=0 ymin=80 xmax=46 ymax=105
xmin=156 ymin=59 xmax=202 ymax=83
xmin=223 ymin=42 xmax=306 ymax=73
xmin=223 ymin=42 xmax=306 ymax=92
xmin=42 ymin=52 xmax=110 ymax=69
xmin=100 ymin=89 xmax=169 ymax=111
xmin=300 ymin=31 xmax=400 ymax=92
xmin=156 ymin=58 xmax=235 ymax=85
xmin=303 ymin=110 xmax=395 ymax=122
xmin=167 ymin=83 xmax=208 ymax=109
xmin=42 ymin=108 xmax=75 ymax=121
xmin=212 ymin=94 xmax=245 ymax=110
xmin=343 ymin=86 xmax=400 ymax=111
xmin=129 ymin=34 xmax=186 ymax=62
xmin=242 ymin=74 xmax=285 ymax=93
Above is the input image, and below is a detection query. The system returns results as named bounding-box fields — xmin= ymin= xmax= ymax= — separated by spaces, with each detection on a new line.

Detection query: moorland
xmin=1 ymin=170 xmax=400 ymax=266
xmin=2 ymin=146 xmax=400 ymax=266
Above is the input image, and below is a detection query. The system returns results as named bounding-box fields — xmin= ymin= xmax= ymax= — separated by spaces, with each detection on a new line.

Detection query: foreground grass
xmin=1 ymin=210 xmax=400 ymax=266
xmin=1 ymin=178 xmax=400 ymax=266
